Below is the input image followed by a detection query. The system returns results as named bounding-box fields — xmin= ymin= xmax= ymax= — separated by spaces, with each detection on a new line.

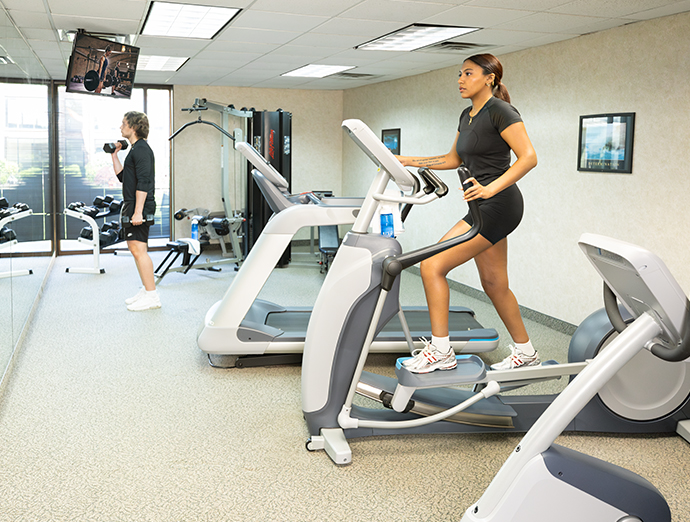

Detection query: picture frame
xmin=381 ymin=128 xmax=401 ymax=156
xmin=577 ymin=113 xmax=635 ymax=173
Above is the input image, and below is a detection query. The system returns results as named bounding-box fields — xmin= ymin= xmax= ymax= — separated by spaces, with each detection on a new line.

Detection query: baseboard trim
xmin=407 ymin=266 xmax=577 ymax=336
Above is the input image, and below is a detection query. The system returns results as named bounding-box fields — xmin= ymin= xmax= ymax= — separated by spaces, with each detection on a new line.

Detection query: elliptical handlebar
xmin=604 ymin=281 xmax=690 ymax=362
xmin=417 ymin=168 xmax=449 ymax=198
xmin=380 ymin=166 xmax=482 ymax=291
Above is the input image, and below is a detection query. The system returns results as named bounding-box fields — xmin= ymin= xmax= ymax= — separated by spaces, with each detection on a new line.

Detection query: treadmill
xmin=197 ymin=142 xmax=498 ymax=367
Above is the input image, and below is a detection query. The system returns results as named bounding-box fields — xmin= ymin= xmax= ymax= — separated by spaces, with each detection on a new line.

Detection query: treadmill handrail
xmin=236 ymin=142 xmax=289 ymax=191
xmin=381 ymin=166 xmax=479 ymax=291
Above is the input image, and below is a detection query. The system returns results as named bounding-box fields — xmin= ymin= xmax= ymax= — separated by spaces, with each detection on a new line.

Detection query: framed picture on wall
xmin=578 ymin=113 xmax=635 ymax=173
xmin=381 ymin=128 xmax=401 ymax=155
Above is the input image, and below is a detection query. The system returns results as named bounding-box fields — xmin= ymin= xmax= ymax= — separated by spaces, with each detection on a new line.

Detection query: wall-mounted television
xmin=65 ymin=32 xmax=139 ymax=98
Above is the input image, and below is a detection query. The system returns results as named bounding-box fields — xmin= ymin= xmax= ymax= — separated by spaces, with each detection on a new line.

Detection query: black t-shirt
xmin=118 ymin=138 xmax=156 ymax=217
xmin=456 ymin=97 xmax=522 ymax=185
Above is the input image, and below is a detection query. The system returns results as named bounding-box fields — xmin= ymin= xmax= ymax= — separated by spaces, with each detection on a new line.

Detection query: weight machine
xmin=162 ymin=98 xmax=249 ymax=281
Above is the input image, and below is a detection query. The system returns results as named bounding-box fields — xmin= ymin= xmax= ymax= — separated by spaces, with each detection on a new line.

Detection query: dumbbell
xmin=79 ymin=226 xmax=93 ymax=241
xmin=0 ymin=197 xmax=8 ymax=209
xmin=80 ymin=206 xmax=99 ymax=219
xmin=101 ymin=221 xmax=120 ymax=232
xmin=67 ymin=201 xmax=85 ymax=211
xmin=13 ymin=203 xmax=29 ymax=211
xmin=103 ymin=140 xmax=129 ymax=153
xmin=0 ymin=225 xmax=17 ymax=243
xmin=99 ymin=229 xmax=120 ymax=247
xmin=108 ymin=199 xmax=122 ymax=213
xmin=93 ymin=195 xmax=114 ymax=208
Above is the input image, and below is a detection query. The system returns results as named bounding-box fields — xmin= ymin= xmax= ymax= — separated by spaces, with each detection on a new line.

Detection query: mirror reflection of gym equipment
xmin=0 ymin=198 xmax=34 ymax=279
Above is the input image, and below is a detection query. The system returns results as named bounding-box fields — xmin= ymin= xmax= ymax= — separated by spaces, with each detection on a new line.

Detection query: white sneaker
xmin=127 ymin=291 xmax=161 ymax=311
xmin=402 ymin=338 xmax=457 ymax=374
xmin=125 ymin=287 xmax=146 ymax=305
xmin=490 ymin=344 xmax=540 ymax=370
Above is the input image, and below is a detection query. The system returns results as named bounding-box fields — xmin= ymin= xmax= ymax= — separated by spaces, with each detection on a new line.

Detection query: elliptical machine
xmin=301 ymin=119 xmax=690 ymax=466
xmin=461 ymin=233 xmax=688 ymax=521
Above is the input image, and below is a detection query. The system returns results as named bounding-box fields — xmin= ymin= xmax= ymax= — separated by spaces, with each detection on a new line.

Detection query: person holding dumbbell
xmin=110 ymin=111 xmax=161 ymax=311
xmin=95 ymin=46 xmax=112 ymax=94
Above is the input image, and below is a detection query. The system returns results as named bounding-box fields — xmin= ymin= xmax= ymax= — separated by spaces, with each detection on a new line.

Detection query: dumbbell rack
xmin=0 ymin=208 xmax=34 ymax=279
xmin=64 ymin=208 xmax=107 ymax=274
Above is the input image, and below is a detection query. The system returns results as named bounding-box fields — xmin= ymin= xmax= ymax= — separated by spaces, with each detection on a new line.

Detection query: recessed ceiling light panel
xmin=356 ymin=24 xmax=479 ymax=52
xmin=282 ymin=64 xmax=355 ymax=78
xmin=142 ymin=2 xmax=241 ymax=39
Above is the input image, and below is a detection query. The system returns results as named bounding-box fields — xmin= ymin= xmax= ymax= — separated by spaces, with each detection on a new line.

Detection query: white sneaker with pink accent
xmin=490 ymin=344 xmax=540 ymax=370
xmin=402 ymin=338 xmax=457 ymax=374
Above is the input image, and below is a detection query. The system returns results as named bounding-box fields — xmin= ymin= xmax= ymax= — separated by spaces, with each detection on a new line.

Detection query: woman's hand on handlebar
xmin=395 ymin=155 xmax=411 ymax=167
xmin=462 ymin=177 xmax=494 ymax=201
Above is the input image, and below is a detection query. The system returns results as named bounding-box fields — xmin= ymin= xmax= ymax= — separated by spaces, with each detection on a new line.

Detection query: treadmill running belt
xmin=265 ymin=307 xmax=487 ymax=342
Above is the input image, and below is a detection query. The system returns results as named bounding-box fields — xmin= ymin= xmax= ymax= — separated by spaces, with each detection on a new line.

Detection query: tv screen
xmin=65 ymin=33 xmax=139 ymax=98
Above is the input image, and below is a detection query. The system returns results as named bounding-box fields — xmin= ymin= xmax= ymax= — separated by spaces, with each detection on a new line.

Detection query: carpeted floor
xmin=0 ymin=248 xmax=688 ymax=521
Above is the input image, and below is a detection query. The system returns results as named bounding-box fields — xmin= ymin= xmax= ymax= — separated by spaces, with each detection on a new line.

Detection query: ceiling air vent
xmin=332 ymin=72 xmax=382 ymax=80
xmin=417 ymin=41 xmax=491 ymax=53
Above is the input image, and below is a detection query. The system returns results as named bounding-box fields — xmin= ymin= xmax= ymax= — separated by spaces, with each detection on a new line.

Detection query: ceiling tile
xmin=231 ymin=11 xmax=329 ymax=32
xmin=340 ymin=0 xmax=455 ymax=23
xmin=46 ymin=0 xmax=145 ymax=20
xmin=3 ymin=0 xmax=45 ymax=12
xmin=549 ymin=0 xmax=677 ymax=18
xmin=494 ymin=12 xmax=609 ymax=33
xmin=466 ymin=0 xmax=569 ymax=9
xmin=215 ymin=27 xmax=301 ymax=45
xmin=51 ymin=15 xmax=140 ymax=34
xmin=248 ymin=0 xmax=362 ymax=16
xmin=314 ymin=17 xmax=403 ymax=38
xmin=204 ymin=39 xmax=279 ymax=54
xmin=22 ymin=28 xmax=57 ymax=41
xmin=133 ymin=36 xmax=210 ymax=53
xmin=454 ymin=27 xmax=552 ymax=45
xmin=287 ymin=33 xmax=364 ymax=49
xmin=7 ymin=10 xmax=53 ymax=29
xmin=422 ymin=5 xmax=534 ymax=27
xmin=625 ymin=0 xmax=690 ymax=20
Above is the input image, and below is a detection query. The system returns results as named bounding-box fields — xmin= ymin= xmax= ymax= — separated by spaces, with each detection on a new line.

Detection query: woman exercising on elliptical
xmin=397 ymin=53 xmax=539 ymax=373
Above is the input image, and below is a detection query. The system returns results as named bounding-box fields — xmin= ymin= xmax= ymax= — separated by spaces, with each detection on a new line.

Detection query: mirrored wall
xmin=0 ymin=7 xmax=53 ymax=390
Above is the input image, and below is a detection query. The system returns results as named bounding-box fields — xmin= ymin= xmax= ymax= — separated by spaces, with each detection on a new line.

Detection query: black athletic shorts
xmin=462 ymin=184 xmax=523 ymax=245
xmin=123 ymin=222 xmax=151 ymax=244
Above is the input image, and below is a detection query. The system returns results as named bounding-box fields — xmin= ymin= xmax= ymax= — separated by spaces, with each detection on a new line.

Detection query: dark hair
xmin=124 ymin=111 xmax=149 ymax=139
xmin=465 ymin=53 xmax=510 ymax=104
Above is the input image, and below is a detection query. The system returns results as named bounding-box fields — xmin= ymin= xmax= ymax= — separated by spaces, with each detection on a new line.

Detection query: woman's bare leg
xmin=420 ymin=220 xmax=493 ymax=337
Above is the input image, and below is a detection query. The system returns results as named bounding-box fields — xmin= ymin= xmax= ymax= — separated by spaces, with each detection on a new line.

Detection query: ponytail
xmin=493 ymin=82 xmax=511 ymax=104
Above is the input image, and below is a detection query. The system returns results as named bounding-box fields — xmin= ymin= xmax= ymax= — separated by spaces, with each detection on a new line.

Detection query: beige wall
xmin=172 ymin=85 xmax=344 ymax=238
xmin=342 ymin=12 xmax=690 ymax=325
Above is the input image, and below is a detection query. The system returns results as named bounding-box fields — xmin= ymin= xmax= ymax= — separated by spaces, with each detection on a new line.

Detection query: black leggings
xmin=462 ymin=184 xmax=523 ymax=245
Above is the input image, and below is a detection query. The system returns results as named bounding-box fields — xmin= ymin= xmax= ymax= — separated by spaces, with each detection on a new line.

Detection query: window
xmin=57 ymin=86 xmax=171 ymax=251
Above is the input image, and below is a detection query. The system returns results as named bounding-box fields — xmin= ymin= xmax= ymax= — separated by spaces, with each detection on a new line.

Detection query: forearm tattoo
xmin=417 ymin=156 xmax=447 ymax=167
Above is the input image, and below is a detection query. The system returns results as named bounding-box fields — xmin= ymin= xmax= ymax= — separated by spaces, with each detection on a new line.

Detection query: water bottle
xmin=191 ymin=218 xmax=199 ymax=241
xmin=380 ymin=212 xmax=394 ymax=238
